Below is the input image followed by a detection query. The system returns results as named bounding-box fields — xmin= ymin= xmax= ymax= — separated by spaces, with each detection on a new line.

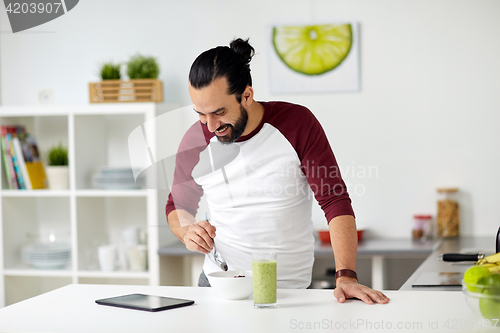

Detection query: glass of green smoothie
xmin=252 ymin=252 xmax=277 ymax=308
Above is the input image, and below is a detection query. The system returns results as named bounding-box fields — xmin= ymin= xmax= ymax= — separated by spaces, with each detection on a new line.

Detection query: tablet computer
xmin=96 ymin=293 xmax=194 ymax=312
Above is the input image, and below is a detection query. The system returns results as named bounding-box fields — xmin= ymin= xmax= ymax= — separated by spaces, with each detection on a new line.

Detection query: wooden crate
xmin=89 ymin=79 xmax=163 ymax=103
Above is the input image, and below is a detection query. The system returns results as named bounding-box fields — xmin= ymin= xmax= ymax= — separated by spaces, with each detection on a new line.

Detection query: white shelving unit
xmin=0 ymin=103 xmax=159 ymax=307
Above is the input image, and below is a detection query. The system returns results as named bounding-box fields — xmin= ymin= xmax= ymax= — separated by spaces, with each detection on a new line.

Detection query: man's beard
xmin=216 ymin=104 xmax=248 ymax=144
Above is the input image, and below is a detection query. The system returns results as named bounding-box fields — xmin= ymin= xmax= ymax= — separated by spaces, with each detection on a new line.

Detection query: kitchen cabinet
xmin=0 ymin=103 xmax=160 ymax=307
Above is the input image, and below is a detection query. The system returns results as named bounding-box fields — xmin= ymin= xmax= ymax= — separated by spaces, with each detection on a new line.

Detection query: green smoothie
xmin=252 ymin=260 xmax=277 ymax=306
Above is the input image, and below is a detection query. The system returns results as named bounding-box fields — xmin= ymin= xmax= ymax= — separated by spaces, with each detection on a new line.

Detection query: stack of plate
xmin=21 ymin=243 xmax=71 ymax=269
xmin=92 ymin=167 xmax=141 ymax=190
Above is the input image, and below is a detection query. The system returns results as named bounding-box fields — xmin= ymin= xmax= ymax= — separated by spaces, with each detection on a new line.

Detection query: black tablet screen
xmin=96 ymin=293 xmax=194 ymax=312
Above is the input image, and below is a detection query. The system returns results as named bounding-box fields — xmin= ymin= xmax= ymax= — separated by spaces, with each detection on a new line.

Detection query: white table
xmin=0 ymin=284 xmax=492 ymax=333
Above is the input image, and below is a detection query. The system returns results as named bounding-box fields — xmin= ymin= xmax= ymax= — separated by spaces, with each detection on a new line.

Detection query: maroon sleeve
xmin=265 ymin=102 xmax=355 ymax=223
xmin=165 ymin=121 xmax=212 ymax=219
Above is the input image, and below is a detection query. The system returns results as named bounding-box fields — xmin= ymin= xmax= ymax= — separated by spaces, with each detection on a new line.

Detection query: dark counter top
xmin=315 ymin=238 xmax=439 ymax=257
xmin=158 ymin=237 xmax=440 ymax=257
xmin=399 ymin=236 xmax=494 ymax=291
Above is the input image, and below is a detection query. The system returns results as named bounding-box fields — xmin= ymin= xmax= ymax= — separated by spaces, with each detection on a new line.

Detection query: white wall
xmin=1 ymin=0 xmax=499 ymax=238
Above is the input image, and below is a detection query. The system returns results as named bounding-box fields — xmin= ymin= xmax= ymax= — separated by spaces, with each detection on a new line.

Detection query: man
xmin=166 ymin=38 xmax=389 ymax=305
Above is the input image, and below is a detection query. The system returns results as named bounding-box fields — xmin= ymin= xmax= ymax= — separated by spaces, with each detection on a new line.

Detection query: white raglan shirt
xmin=166 ymin=101 xmax=354 ymax=289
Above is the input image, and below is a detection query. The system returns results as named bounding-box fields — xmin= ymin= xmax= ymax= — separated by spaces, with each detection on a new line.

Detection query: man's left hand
xmin=333 ymin=277 xmax=390 ymax=304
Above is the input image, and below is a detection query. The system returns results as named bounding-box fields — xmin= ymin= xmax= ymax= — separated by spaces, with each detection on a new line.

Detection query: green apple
xmin=464 ymin=266 xmax=491 ymax=293
xmin=479 ymin=273 xmax=500 ymax=320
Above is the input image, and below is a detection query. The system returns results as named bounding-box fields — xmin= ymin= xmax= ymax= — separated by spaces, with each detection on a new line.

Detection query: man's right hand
xmin=183 ymin=220 xmax=216 ymax=254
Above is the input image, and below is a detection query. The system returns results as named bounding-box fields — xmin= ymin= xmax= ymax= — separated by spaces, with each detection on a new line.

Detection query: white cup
xmin=98 ymin=245 xmax=116 ymax=272
xmin=122 ymin=226 xmax=140 ymax=247
xmin=128 ymin=245 xmax=148 ymax=271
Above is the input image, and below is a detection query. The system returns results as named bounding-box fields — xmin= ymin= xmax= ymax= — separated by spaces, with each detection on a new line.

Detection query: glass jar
xmin=437 ymin=188 xmax=459 ymax=238
xmin=413 ymin=215 xmax=432 ymax=241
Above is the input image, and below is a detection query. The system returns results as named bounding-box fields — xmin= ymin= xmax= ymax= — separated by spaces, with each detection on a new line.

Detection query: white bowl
xmin=207 ymin=270 xmax=253 ymax=300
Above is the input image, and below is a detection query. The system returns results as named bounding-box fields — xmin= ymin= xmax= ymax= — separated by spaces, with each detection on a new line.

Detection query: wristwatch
xmin=335 ymin=269 xmax=358 ymax=281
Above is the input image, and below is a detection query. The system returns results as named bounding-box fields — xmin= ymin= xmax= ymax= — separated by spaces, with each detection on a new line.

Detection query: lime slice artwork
xmin=272 ymin=24 xmax=353 ymax=76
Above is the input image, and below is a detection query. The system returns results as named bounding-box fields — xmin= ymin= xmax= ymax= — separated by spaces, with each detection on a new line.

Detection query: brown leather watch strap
xmin=335 ymin=269 xmax=358 ymax=281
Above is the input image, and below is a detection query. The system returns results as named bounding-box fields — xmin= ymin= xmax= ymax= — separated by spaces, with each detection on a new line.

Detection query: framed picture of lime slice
xmin=268 ymin=22 xmax=360 ymax=93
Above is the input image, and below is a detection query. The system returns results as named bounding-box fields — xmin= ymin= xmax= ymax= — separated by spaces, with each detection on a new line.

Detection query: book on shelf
xmin=0 ymin=125 xmax=47 ymax=190
xmin=21 ymin=133 xmax=47 ymax=189
xmin=7 ymin=132 xmax=26 ymax=189
xmin=13 ymin=136 xmax=32 ymax=190
xmin=1 ymin=133 xmax=17 ymax=189
xmin=1 ymin=126 xmax=18 ymax=189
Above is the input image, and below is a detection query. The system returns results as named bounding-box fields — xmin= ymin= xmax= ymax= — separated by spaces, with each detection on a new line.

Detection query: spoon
xmin=206 ymin=212 xmax=228 ymax=271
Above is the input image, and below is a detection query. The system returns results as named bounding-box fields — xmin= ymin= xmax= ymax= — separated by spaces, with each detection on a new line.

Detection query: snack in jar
xmin=437 ymin=188 xmax=459 ymax=238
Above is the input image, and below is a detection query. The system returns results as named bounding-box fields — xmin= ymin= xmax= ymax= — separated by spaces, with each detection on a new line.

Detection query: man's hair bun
xmin=230 ymin=38 xmax=255 ymax=65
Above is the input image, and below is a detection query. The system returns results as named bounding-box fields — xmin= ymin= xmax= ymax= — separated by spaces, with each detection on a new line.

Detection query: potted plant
xmin=126 ymin=54 xmax=160 ymax=79
xmin=99 ymin=62 xmax=122 ymax=80
xmin=89 ymin=55 xmax=162 ymax=103
xmin=45 ymin=143 xmax=69 ymax=190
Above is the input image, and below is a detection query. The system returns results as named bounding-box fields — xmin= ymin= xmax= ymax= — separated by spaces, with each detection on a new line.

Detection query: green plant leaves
xmin=126 ymin=55 xmax=160 ymax=79
xmin=47 ymin=143 xmax=68 ymax=166
xmin=100 ymin=63 xmax=122 ymax=80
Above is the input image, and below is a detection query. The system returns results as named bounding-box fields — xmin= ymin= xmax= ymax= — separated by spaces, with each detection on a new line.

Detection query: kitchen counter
xmin=159 ymin=238 xmax=439 ymax=289
xmin=159 ymin=237 xmax=495 ymax=291
xmin=315 ymin=237 xmax=440 ymax=257
xmin=0 ymin=284 xmax=484 ymax=333
xmin=158 ymin=238 xmax=440 ymax=257
xmin=400 ymin=236 xmax=494 ymax=291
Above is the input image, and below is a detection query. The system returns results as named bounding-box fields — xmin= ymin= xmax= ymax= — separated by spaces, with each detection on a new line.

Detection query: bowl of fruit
xmin=462 ymin=255 xmax=500 ymax=320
